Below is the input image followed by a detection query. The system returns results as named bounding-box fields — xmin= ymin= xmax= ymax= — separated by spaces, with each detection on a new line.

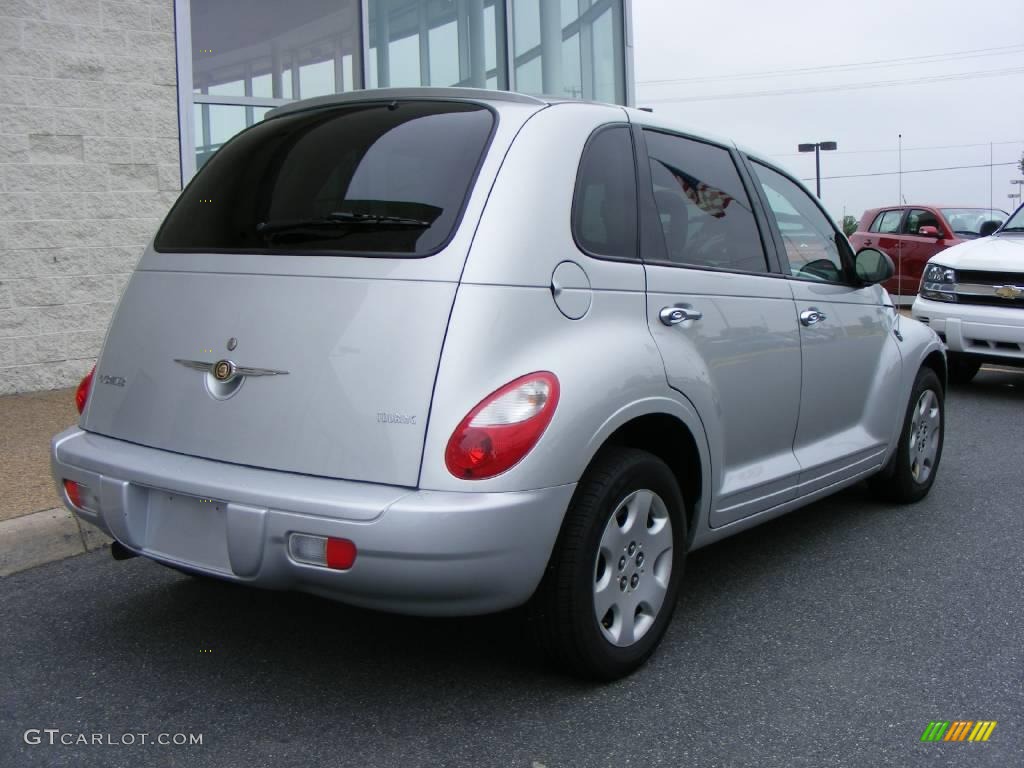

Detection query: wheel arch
xmin=581 ymin=398 xmax=711 ymax=548
xmin=921 ymin=348 xmax=948 ymax=393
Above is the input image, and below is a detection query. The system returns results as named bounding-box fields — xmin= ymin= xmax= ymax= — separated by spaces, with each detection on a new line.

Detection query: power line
xmin=640 ymin=66 xmax=1024 ymax=104
xmin=771 ymin=139 xmax=1024 ymax=158
xmin=637 ymin=44 xmax=1024 ymax=87
xmin=800 ymin=161 xmax=1017 ymax=182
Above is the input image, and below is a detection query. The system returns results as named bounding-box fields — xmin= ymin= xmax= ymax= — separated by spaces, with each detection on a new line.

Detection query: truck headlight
xmin=920 ymin=264 xmax=957 ymax=302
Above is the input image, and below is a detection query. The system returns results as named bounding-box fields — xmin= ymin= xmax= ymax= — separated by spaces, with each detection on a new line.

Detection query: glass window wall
xmin=178 ymin=0 xmax=627 ymax=178
xmin=509 ymin=0 xmax=625 ymax=102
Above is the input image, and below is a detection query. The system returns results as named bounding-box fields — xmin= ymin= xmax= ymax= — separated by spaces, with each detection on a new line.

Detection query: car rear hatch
xmin=81 ymin=94 xmax=544 ymax=487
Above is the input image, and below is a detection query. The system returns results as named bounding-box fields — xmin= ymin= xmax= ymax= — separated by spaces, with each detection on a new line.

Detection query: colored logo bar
xmin=920 ymin=721 xmax=997 ymax=742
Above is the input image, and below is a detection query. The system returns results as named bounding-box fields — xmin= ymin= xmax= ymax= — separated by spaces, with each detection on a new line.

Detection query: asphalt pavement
xmin=2 ymin=369 xmax=1022 ymax=768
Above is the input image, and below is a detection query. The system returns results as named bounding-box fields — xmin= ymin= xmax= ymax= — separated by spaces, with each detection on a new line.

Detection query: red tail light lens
xmin=325 ymin=538 xmax=357 ymax=570
xmin=63 ymin=479 xmax=83 ymax=509
xmin=75 ymin=366 xmax=95 ymax=414
xmin=445 ymin=372 xmax=560 ymax=480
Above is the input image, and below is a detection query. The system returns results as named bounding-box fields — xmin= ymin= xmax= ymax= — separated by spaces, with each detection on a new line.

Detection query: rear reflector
xmin=63 ymin=479 xmax=83 ymax=509
xmin=288 ymin=533 xmax=357 ymax=571
xmin=63 ymin=479 xmax=98 ymax=513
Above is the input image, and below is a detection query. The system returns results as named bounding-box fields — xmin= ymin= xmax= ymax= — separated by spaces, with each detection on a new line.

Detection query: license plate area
xmin=144 ymin=490 xmax=231 ymax=574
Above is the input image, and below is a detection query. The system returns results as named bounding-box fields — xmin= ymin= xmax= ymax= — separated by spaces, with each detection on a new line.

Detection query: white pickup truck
xmin=912 ymin=204 xmax=1024 ymax=383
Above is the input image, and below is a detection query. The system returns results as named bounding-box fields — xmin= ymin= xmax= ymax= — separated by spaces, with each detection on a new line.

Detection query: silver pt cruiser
xmin=52 ymin=88 xmax=946 ymax=680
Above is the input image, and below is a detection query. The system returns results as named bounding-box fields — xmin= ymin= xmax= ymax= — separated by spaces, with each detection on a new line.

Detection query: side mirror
xmin=855 ymin=248 xmax=895 ymax=285
xmin=918 ymin=225 xmax=942 ymax=238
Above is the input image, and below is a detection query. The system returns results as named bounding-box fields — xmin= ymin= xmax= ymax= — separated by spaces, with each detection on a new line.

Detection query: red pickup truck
xmin=849 ymin=205 xmax=1007 ymax=296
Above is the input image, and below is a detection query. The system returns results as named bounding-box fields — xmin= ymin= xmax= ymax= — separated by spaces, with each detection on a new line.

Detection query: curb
xmin=0 ymin=507 xmax=111 ymax=577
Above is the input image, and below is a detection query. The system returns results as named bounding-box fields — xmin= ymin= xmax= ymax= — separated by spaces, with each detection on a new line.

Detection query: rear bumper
xmin=911 ymin=297 xmax=1024 ymax=362
xmin=51 ymin=428 xmax=574 ymax=616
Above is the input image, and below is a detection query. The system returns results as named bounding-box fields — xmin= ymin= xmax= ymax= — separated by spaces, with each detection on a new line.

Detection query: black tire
xmin=528 ymin=447 xmax=687 ymax=681
xmin=868 ymin=367 xmax=944 ymax=504
xmin=947 ymin=353 xmax=981 ymax=386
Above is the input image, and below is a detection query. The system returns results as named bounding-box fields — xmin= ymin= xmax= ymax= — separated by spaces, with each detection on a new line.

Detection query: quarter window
xmin=643 ymin=130 xmax=768 ymax=272
xmin=871 ymin=210 xmax=903 ymax=234
xmin=751 ymin=162 xmax=851 ymax=284
xmin=572 ymin=125 xmax=638 ymax=259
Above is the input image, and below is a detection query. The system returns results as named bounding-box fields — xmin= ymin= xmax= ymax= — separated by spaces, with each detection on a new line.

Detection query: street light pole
xmin=798 ymin=141 xmax=838 ymax=198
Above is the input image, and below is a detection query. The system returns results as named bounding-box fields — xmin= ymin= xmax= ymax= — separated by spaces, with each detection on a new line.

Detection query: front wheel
xmin=868 ymin=367 xmax=945 ymax=504
xmin=528 ymin=447 xmax=687 ymax=681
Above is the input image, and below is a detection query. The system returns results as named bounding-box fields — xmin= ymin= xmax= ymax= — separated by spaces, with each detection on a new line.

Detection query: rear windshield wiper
xmin=256 ymin=211 xmax=433 ymax=238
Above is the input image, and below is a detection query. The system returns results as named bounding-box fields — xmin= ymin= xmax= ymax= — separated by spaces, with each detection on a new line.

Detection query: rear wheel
xmin=869 ymin=367 xmax=944 ymax=503
xmin=947 ymin=353 xmax=981 ymax=386
xmin=529 ymin=447 xmax=687 ymax=681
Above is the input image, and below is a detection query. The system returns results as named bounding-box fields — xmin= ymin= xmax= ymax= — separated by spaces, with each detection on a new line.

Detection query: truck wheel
xmin=869 ymin=367 xmax=944 ymax=504
xmin=947 ymin=353 xmax=981 ymax=386
xmin=529 ymin=447 xmax=687 ymax=681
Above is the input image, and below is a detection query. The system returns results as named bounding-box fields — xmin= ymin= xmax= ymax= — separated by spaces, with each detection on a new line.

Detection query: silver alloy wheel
xmin=909 ymin=388 xmax=941 ymax=483
xmin=593 ymin=489 xmax=673 ymax=647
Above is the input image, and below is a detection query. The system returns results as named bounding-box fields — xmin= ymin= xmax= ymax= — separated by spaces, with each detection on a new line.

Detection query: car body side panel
xmin=458 ymin=101 xmax=643 ymax=292
xmin=882 ymin=316 xmax=945 ymax=463
xmin=789 ymin=280 xmax=904 ymax=493
xmin=419 ymin=281 xmax=687 ymax=494
xmin=645 ymin=268 xmax=804 ymax=527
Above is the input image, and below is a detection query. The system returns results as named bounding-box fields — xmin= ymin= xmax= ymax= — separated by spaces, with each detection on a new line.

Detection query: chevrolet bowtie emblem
xmin=174 ymin=359 xmax=289 ymax=383
xmin=994 ymin=285 xmax=1023 ymax=300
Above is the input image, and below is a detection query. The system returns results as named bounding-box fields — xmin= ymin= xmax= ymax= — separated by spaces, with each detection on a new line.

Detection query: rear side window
xmin=572 ymin=125 xmax=638 ymax=259
xmin=871 ymin=210 xmax=903 ymax=233
xmin=155 ymin=101 xmax=495 ymax=256
xmin=642 ymin=130 xmax=768 ymax=273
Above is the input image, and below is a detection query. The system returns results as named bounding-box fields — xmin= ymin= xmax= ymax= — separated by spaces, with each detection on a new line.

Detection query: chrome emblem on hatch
xmin=213 ymin=360 xmax=235 ymax=382
xmin=994 ymin=285 xmax=1023 ymax=300
xmin=174 ymin=359 xmax=289 ymax=380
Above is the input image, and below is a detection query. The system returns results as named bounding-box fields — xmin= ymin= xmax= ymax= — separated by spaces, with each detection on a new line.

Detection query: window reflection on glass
xmin=509 ymin=0 xmax=624 ymax=102
xmin=562 ymin=32 xmax=582 ymax=99
xmin=366 ymin=0 xmax=507 ymax=89
xmin=195 ymin=103 xmax=272 ymax=171
xmin=299 ymin=59 xmax=334 ymax=97
xmin=591 ymin=8 xmax=615 ymax=103
xmin=190 ymin=0 xmax=361 ymax=99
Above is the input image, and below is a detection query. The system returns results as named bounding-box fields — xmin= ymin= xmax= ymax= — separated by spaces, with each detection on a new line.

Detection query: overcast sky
xmin=631 ymin=0 xmax=1024 ymax=225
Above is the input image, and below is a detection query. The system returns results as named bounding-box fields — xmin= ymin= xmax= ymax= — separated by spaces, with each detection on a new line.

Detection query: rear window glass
xmin=155 ymin=101 xmax=495 ymax=257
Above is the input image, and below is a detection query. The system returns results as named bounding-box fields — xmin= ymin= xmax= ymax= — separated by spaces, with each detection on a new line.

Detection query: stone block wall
xmin=0 ymin=0 xmax=180 ymax=394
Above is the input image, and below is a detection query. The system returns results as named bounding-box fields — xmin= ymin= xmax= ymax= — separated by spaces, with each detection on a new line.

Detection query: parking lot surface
xmin=2 ymin=369 xmax=1022 ymax=768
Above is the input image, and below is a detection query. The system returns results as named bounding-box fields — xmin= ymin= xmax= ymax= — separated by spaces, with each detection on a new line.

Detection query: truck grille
xmin=954 ymin=270 xmax=1024 ymax=309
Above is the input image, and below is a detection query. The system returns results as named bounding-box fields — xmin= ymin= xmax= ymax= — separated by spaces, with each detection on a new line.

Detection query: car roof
xmin=621 ymin=106 xmax=748 ymax=154
xmin=867 ymin=204 xmax=1006 ymax=211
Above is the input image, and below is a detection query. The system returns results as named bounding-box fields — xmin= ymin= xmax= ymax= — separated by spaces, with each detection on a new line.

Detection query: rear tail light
xmin=288 ymin=533 xmax=357 ymax=571
xmin=63 ymin=479 xmax=99 ymax=513
xmin=445 ymin=372 xmax=560 ymax=480
xmin=75 ymin=365 xmax=95 ymax=414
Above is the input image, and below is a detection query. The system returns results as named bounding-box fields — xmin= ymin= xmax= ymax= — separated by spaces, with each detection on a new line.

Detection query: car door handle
xmin=800 ymin=308 xmax=827 ymax=326
xmin=660 ymin=306 xmax=703 ymax=326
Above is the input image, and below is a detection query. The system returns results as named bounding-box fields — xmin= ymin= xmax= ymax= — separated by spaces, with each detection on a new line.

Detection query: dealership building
xmin=0 ymin=0 xmax=633 ymax=394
